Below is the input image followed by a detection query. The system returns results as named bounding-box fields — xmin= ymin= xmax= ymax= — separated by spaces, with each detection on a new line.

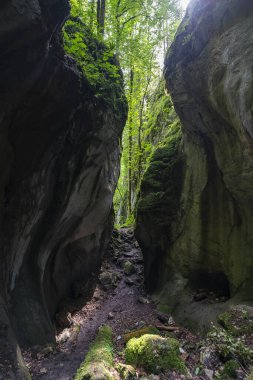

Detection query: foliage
xmin=125 ymin=334 xmax=186 ymax=373
xmin=63 ymin=1 xmax=124 ymax=110
xmin=119 ymin=214 xmax=135 ymax=228
xmin=74 ymin=325 xmax=114 ymax=380
xmin=207 ymin=324 xmax=253 ymax=366
xmin=218 ymin=308 xmax=253 ymax=337
xmin=222 ymin=360 xmax=240 ymax=378
xmin=115 ymin=79 xmax=182 ymax=225
xmin=109 ymin=1 xmax=183 ymax=224
xmin=63 ymin=0 xmax=183 ymax=225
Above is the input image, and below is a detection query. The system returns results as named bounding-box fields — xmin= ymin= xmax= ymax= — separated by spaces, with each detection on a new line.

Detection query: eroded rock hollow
xmin=136 ymin=0 xmax=253 ymax=321
xmin=0 ymin=0 xmax=126 ymax=373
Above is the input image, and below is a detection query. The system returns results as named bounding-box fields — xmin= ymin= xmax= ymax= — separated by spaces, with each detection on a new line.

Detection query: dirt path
xmin=24 ymin=228 xmax=160 ymax=379
xmin=21 ymin=228 xmax=251 ymax=380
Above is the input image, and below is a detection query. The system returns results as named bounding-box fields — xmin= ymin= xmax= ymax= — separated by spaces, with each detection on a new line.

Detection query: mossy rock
xmin=74 ymin=325 xmax=114 ymax=380
xmin=99 ymin=271 xmax=120 ymax=290
xmin=123 ymin=261 xmax=135 ymax=275
xmin=125 ymin=334 xmax=186 ymax=373
xmin=63 ymin=2 xmax=126 ymax=113
xmin=137 ymin=125 xmax=183 ymax=219
xmin=78 ymin=363 xmax=112 ymax=380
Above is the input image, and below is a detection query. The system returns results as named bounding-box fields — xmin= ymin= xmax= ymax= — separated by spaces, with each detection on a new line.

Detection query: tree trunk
xmin=97 ymin=0 xmax=106 ymax=36
xmin=89 ymin=0 xmax=95 ymax=31
xmin=128 ymin=68 xmax=134 ymax=217
xmin=137 ymin=60 xmax=152 ymax=184
xmin=100 ymin=0 xmax=106 ymax=35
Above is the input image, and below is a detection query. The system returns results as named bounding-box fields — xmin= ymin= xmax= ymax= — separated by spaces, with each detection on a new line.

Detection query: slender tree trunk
xmin=89 ymin=0 xmax=95 ymax=31
xmin=115 ymin=0 xmax=121 ymax=55
xmin=97 ymin=0 xmax=101 ymax=26
xmin=97 ymin=0 xmax=106 ymax=36
xmin=137 ymin=56 xmax=153 ymax=183
xmin=128 ymin=68 xmax=134 ymax=217
xmin=137 ymin=96 xmax=144 ymax=182
xmin=100 ymin=0 xmax=106 ymax=35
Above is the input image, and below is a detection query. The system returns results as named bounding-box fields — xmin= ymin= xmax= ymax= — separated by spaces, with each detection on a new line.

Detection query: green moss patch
xmin=144 ymin=80 xmax=180 ymax=150
xmin=137 ymin=126 xmax=183 ymax=222
xmin=125 ymin=334 xmax=186 ymax=373
xmin=74 ymin=325 xmax=114 ymax=380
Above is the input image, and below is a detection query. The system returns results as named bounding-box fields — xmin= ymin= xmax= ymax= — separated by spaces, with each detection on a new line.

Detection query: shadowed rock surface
xmin=136 ymin=0 xmax=253 ymax=325
xmin=0 ymin=0 xmax=126 ymax=376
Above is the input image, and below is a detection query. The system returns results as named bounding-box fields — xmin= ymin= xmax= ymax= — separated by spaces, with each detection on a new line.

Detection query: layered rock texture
xmin=136 ymin=0 xmax=253 ymax=321
xmin=0 ymin=0 xmax=126 ymax=376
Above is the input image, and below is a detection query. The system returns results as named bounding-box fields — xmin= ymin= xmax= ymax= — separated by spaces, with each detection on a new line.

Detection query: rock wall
xmin=136 ymin=0 xmax=253 ymax=323
xmin=0 ymin=0 xmax=126 ymax=375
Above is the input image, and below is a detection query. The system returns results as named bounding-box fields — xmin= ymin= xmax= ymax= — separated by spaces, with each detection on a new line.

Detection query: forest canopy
xmin=64 ymin=0 xmax=184 ymax=225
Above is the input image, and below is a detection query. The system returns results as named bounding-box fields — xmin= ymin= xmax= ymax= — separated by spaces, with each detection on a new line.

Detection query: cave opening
xmin=189 ymin=269 xmax=231 ymax=298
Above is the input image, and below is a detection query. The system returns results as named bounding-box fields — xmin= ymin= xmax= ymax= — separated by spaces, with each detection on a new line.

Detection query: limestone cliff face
xmin=136 ymin=0 xmax=253 ymax=317
xmin=0 ymin=0 xmax=126 ymax=373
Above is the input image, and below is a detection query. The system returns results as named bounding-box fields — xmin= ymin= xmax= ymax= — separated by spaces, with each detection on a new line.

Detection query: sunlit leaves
xmin=64 ymin=0 xmax=182 ymax=224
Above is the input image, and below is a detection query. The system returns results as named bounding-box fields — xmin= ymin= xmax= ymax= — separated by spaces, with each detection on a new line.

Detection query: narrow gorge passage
xmin=19 ymin=229 xmax=253 ymax=380
xmin=1 ymin=0 xmax=253 ymax=379
xmin=22 ymin=229 xmax=161 ymax=379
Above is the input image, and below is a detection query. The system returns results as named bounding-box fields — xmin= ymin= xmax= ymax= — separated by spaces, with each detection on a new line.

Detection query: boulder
xmin=0 ymin=0 xmax=126 ymax=374
xmin=136 ymin=0 xmax=253 ymax=324
xmin=125 ymin=334 xmax=186 ymax=373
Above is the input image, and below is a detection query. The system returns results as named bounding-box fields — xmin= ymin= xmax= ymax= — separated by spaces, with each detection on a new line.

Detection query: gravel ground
xmin=22 ymin=228 xmax=164 ymax=379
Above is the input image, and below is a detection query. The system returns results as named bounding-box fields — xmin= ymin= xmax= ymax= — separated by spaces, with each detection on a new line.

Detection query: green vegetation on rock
xmin=63 ymin=0 xmax=125 ymax=110
xmin=135 ymin=110 xmax=183 ymax=292
xmin=144 ymin=81 xmax=181 ymax=151
xmin=125 ymin=334 xmax=186 ymax=373
xmin=137 ymin=122 xmax=182 ymax=218
xmin=74 ymin=325 xmax=114 ymax=380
